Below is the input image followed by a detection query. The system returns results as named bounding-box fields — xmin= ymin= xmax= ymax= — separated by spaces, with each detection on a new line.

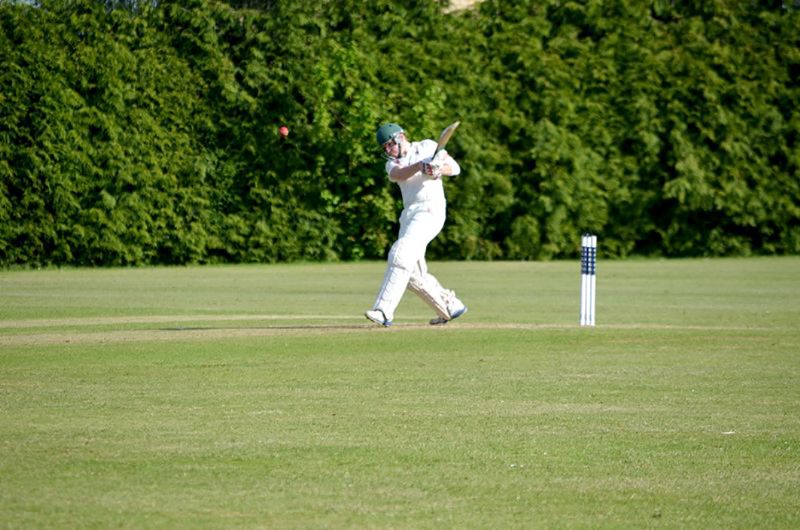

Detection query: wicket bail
xmin=580 ymin=234 xmax=597 ymax=326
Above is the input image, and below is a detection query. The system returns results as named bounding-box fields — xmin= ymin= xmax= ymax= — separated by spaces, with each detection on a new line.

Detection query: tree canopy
xmin=1 ymin=0 xmax=798 ymax=266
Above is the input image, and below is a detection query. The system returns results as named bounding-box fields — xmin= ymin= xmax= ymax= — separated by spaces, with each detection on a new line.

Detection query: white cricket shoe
xmin=365 ymin=309 xmax=392 ymax=327
xmin=429 ymin=303 xmax=468 ymax=326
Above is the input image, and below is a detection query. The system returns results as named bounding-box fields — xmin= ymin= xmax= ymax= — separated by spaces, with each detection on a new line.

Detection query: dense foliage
xmin=1 ymin=0 xmax=798 ymax=266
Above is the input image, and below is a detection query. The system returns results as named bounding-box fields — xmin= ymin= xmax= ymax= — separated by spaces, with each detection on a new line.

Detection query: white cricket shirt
xmin=384 ymin=140 xmax=460 ymax=209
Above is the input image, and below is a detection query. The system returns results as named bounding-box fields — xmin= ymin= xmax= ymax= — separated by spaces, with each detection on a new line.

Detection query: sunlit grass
xmin=1 ymin=258 xmax=799 ymax=528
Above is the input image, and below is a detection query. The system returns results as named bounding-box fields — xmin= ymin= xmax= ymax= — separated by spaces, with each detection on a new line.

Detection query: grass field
xmin=1 ymin=258 xmax=799 ymax=529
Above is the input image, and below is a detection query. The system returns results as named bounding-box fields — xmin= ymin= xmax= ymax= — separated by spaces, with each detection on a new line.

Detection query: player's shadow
xmin=159 ymin=324 xmax=379 ymax=332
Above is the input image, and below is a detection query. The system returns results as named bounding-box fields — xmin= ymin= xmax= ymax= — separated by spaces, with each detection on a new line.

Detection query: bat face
xmin=435 ymin=121 xmax=460 ymax=153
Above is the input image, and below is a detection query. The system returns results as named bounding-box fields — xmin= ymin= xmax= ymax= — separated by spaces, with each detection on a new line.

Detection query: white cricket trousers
xmin=372 ymin=200 xmax=453 ymax=322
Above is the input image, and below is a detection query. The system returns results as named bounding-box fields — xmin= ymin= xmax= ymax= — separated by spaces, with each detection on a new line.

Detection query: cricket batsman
xmin=365 ymin=123 xmax=468 ymax=327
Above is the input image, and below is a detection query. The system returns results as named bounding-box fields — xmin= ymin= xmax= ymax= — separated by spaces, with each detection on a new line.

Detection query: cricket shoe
xmin=429 ymin=304 xmax=468 ymax=326
xmin=365 ymin=309 xmax=392 ymax=327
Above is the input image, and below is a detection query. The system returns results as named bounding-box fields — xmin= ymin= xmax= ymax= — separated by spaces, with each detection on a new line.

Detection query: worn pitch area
xmin=0 ymin=314 xmax=780 ymax=346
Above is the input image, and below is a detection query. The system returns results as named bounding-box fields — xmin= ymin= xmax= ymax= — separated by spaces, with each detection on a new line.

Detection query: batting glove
xmin=422 ymin=160 xmax=442 ymax=179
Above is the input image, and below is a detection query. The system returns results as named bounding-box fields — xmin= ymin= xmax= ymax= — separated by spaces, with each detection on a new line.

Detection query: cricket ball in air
xmin=279 ymin=126 xmax=289 ymax=137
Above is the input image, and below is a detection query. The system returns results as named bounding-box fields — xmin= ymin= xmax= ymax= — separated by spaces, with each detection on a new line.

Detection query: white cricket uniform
xmin=370 ymin=140 xmax=463 ymax=322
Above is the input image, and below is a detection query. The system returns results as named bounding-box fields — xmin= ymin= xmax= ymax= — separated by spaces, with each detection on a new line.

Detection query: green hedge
xmin=1 ymin=0 xmax=798 ymax=266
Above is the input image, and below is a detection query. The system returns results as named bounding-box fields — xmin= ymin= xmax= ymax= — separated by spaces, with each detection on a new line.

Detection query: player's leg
xmin=408 ymin=257 xmax=466 ymax=323
xmin=366 ymin=205 xmax=443 ymax=326
xmin=407 ymin=257 xmax=468 ymax=325
xmin=366 ymin=237 xmax=416 ymax=326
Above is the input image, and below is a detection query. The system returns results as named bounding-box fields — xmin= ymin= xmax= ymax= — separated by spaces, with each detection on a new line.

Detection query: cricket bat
xmin=432 ymin=121 xmax=460 ymax=159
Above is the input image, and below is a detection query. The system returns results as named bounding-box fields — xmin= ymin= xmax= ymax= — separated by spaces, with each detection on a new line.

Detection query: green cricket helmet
xmin=376 ymin=123 xmax=403 ymax=147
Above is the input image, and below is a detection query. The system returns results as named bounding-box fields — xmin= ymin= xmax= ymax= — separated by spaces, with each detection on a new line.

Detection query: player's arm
xmin=387 ymin=143 xmax=460 ymax=181
xmin=434 ymin=151 xmax=460 ymax=177
xmin=389 ymin=158 xmax=456 ymax=181
xmin=388 ymin=161 xmax=426 ymax=182
xmin=419 ymin=151 xmax=460 ymax=180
